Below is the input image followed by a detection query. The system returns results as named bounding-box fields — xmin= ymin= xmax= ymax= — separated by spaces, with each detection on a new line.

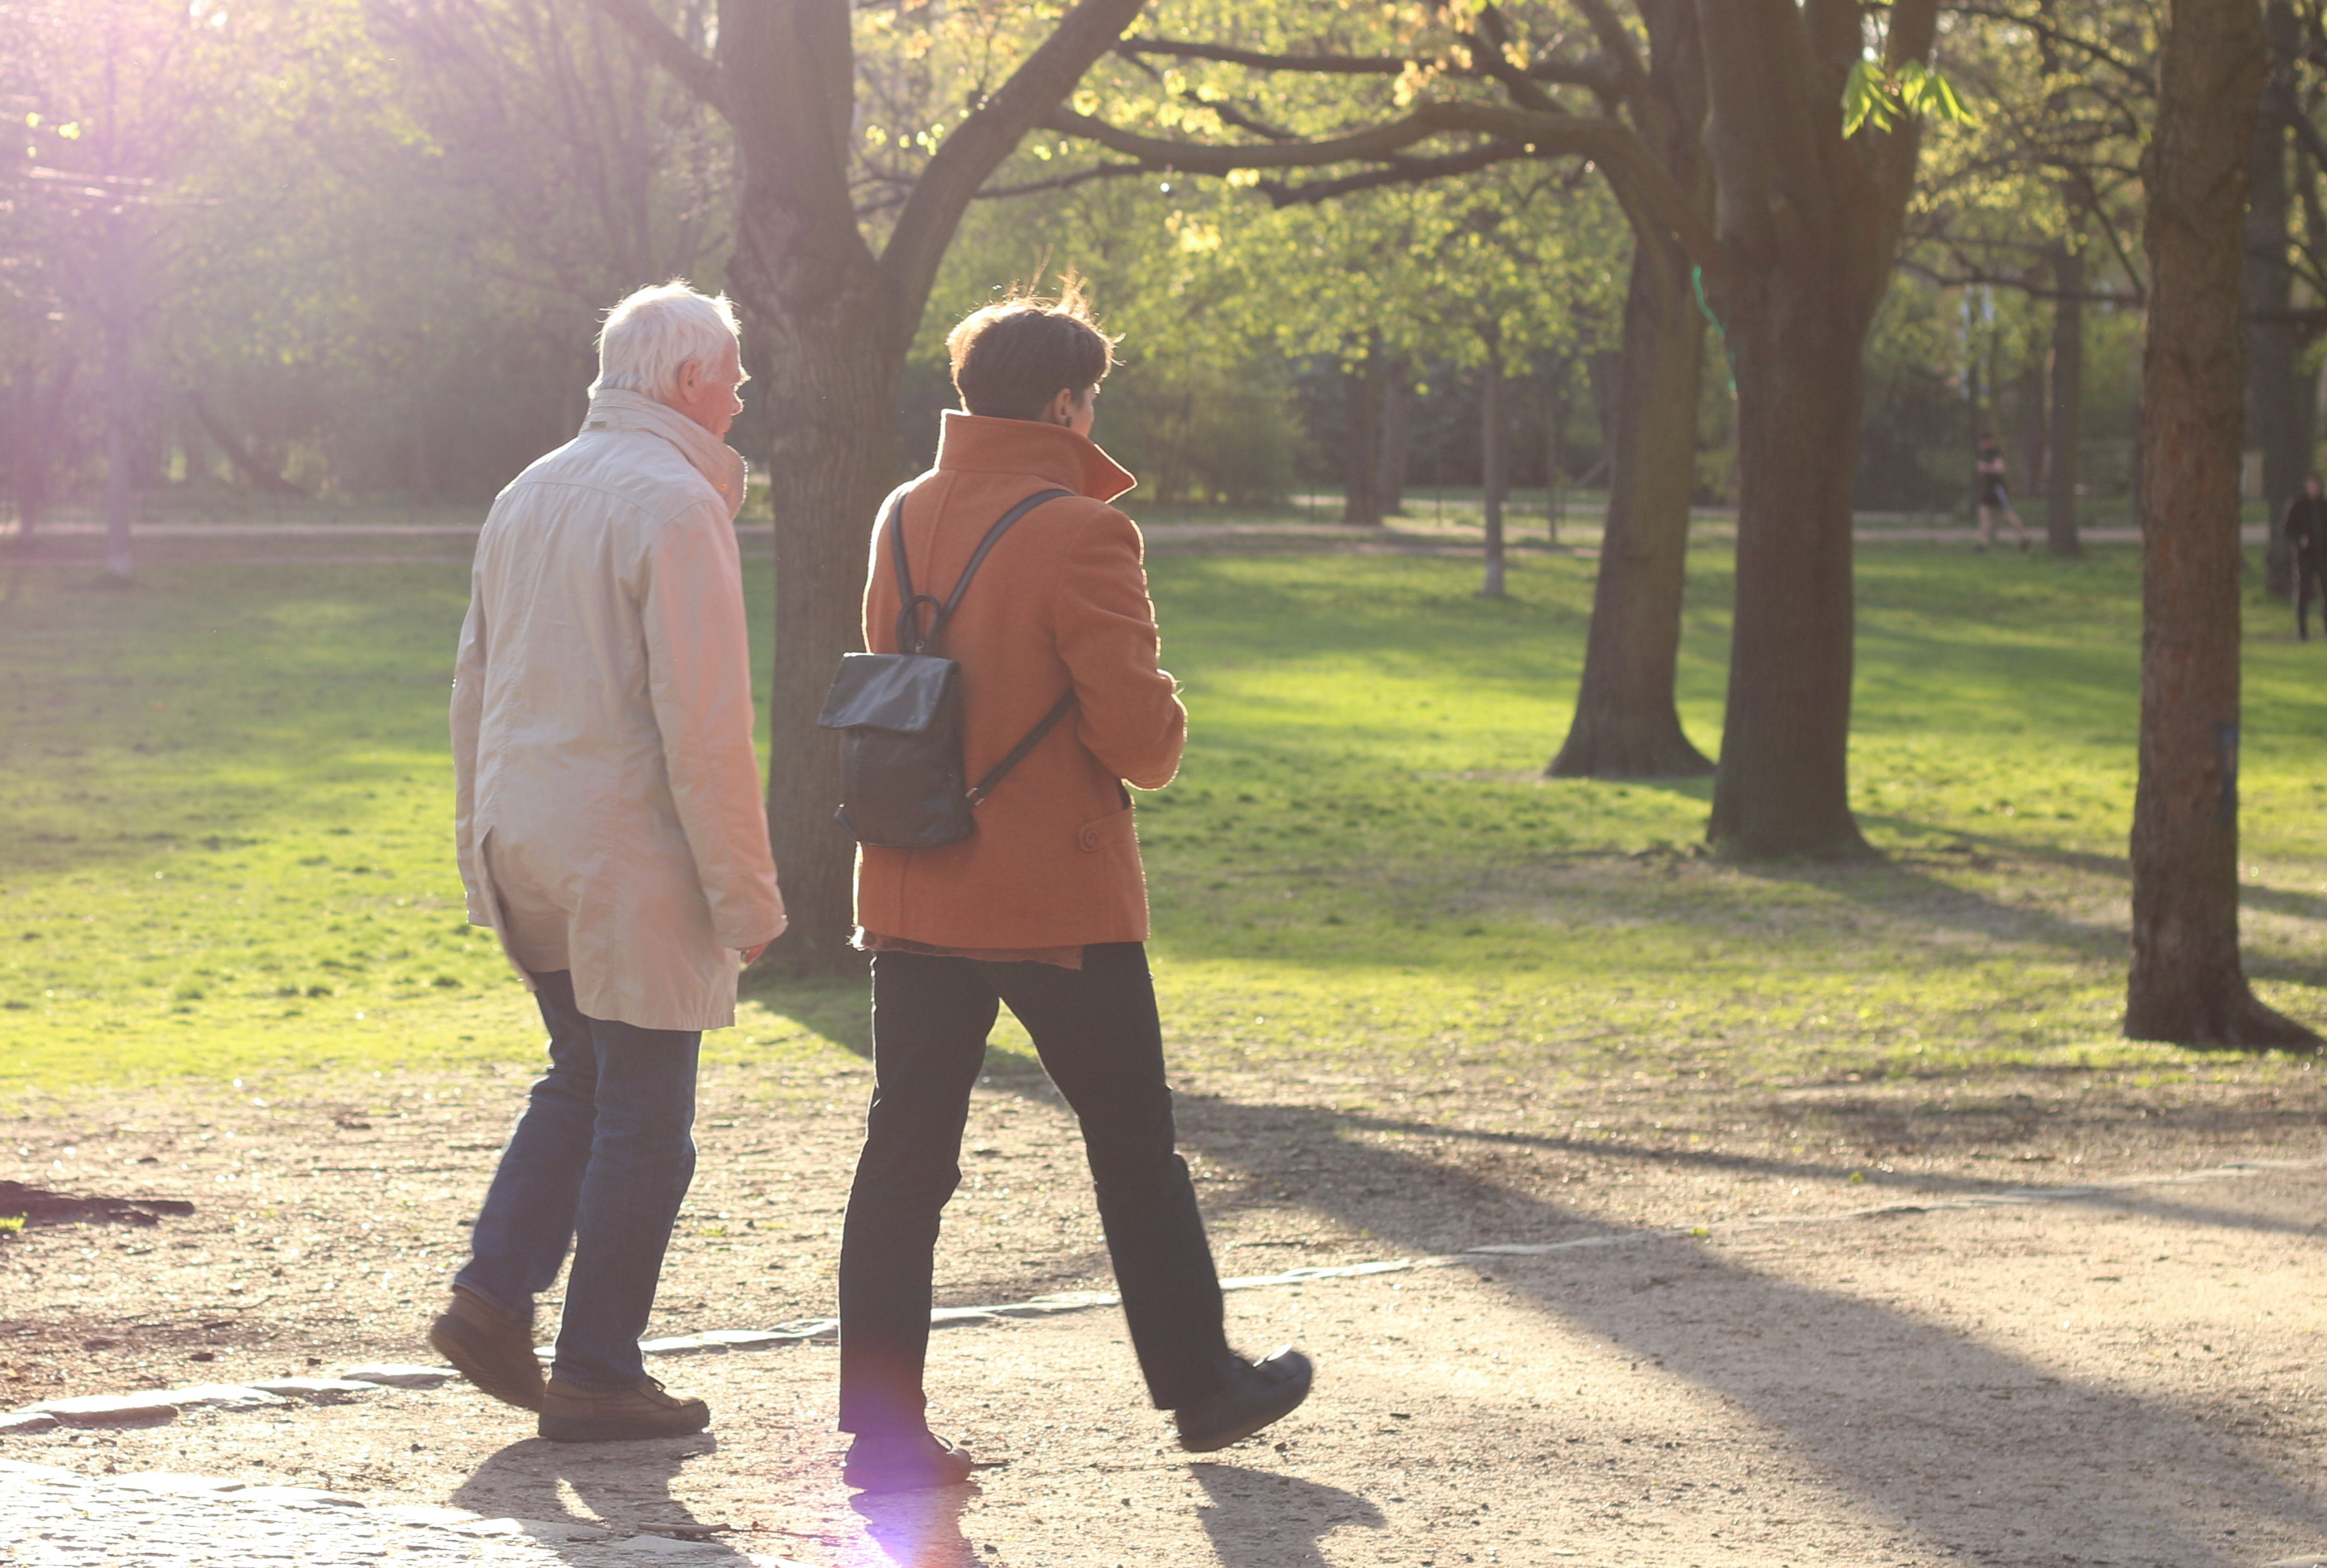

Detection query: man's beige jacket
xmin=451 ymin=389 xmax=784 ymax=1031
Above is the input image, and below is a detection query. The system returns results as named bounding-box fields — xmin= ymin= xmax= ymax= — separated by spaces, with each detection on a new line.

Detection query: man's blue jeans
xmin=454 ymin=969 xmax=699 ymax=1391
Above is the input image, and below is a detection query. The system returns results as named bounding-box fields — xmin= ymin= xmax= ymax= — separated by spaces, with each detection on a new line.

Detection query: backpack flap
xmin=817 ymin=652 xmax=960 ymax=734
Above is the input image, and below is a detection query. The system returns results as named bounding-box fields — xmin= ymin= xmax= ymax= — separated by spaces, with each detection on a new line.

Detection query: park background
xmin=7 ymin=4 xmax=2327 ymax=1567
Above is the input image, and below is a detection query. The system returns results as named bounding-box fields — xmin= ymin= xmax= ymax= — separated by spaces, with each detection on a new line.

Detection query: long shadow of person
xmin=448 ymin=1432 xmax=759 ymax=1561
xmin=1166 ymin=1092 xmax=2327 ymax=1567
xmin=848 ymin=1479 xmax=981 ymax=1567
xmin=1192 ymin=1464 xmax=1383 ymax=1567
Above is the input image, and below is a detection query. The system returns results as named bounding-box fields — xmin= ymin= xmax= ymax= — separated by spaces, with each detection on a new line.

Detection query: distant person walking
xmin=833 ymin=285 xmax=1311 ymax=1493
xmin=1975 ymin=434 xmax=2030 ymax=553
xmin=2287 ymin=474 xmax=2327 ymax=640
xmin=434 ymin=282 xmax=786 ymax=1443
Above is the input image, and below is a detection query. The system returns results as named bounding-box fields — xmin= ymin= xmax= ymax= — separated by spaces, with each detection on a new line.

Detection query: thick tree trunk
xmin=1549 ymin=229 xmax=1712 ymax=778
xmin=2126 ymin=0 xmax=2316 ymax=1048
xmin=2015 ymin=345 xmax=2048 ymax=502
xmin=9 ymin=359 xmax=75 ymax=545
xmin=1343 ymin=338 xmax=1386 ymax=525
xmin=2245 ymin=40 xmax=2302 ymax=597
xmin=731 ymin=212 xmax=912 ymax=975
xmin=102 ymin=323 xmax=133 ymax=582
xmin=1542 ymin=363 xmax=1565 ymax=547
xmin=1479 ymin=330 xmax=1506 ymax=598
xmin=2047 ymin=244 xmax=2085 ymax=556
xmin=1378 ymin=357 xmax=1410 ymax=515
xmin=1705 ymin=258 xmax=1870 ymax=857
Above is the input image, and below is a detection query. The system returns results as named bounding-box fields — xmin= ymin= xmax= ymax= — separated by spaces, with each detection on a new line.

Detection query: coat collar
xmin=581 ymin=388 xmax=749 ymax=521
xmin=934 ymin=410 xmax=1136 ymax=503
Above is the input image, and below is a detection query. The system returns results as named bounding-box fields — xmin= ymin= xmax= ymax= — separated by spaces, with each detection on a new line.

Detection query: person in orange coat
xmin=834 ymin=285 xmax=1313 ymax=1492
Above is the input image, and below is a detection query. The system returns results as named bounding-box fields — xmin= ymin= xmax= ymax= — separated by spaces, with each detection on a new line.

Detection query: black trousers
xmin=2300 ymin=559 xmax=2325 ymax=639
xmin=836 ymin=942 xmax=1230 ymax=1435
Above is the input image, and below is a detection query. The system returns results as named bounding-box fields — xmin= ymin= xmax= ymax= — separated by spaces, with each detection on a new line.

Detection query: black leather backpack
xmin=816 ymin=488 xmax=1078 ymax=849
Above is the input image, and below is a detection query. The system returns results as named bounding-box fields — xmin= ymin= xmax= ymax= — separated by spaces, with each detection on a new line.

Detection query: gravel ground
xmin=6 ymin=1057 xmax=2327 ymax=1565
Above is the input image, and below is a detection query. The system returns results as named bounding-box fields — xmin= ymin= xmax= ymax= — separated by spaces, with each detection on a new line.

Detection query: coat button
xmin=1079 ymin=828 xmax=1100 ymax=849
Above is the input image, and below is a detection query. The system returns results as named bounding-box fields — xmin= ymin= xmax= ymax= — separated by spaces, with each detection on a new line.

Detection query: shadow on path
xmin=1160 ymin=1091 xmax=2327 ymax=1567
xmin=847 ymin=1479 xmax=980 ymax=1567
xmin=1191 ymin=1464 xmax=1383 ymax=1566
xmin=447 ymin=1432 xmax=756 ymax=1561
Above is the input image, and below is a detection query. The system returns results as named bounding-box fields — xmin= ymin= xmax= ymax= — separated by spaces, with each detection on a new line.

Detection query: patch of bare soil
xmin=4 ymin=1050 xmax=2326 ymax=1564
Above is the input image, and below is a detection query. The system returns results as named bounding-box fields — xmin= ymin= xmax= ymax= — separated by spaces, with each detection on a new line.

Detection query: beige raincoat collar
xmin=582 ymin=389 xmax=749 ymax=520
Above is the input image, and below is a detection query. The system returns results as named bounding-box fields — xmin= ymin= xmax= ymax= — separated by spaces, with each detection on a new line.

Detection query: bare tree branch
xmin=1896 ymin=253 xmax=2138 ymax=301
xmin=1571 ymin=0 xmax=1655 ymax=110
xmin=1420 ymin=102 xmax=1719 ymax=271
xmin=587 ymin=0 xmax=725 ymax=117
xmin=975 ymin=161 xmax=1150 ymax=200
xmin=1254 ymin=141 xmax=1532 ymax=206
xmin=1116 ymin=36 xmax=1408 ymax=73
xmin=881 ymin=0 xmax=1148 ymax=312
xmin=1040 ymin=104 xmax=1456 ymax=170
xmin=1941 ymin=3 xmax=2155 ymax=86
xmin=1465 ymin=6 xmax=1562 ymax=114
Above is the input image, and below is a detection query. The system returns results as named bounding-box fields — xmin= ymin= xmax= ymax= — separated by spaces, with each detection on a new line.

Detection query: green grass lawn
xmin=3 ymin=537 xmax=2323 ymax=1101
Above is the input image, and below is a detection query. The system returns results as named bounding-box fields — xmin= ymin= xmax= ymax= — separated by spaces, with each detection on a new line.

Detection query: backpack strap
xmin=927 ymin=488 xmax=1073 ymax=649
xmin=966 ymin=689 xmax=1079 ymax=806
xmin=882 ymin=493 xmax=945 ymax=655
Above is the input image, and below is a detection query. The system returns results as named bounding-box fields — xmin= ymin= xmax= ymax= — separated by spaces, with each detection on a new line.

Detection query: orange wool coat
xmin=852 ymin=412 xmax=1186 ymax=949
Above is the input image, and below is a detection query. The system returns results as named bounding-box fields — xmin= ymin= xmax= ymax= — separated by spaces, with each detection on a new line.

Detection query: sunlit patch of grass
xmin=4 ymin=540 xmax=2324 ymax=1103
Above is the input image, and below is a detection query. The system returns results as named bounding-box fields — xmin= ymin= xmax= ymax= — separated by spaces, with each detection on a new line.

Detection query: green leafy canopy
xmin=1844 ymin=57 xmax=1978 ymax=138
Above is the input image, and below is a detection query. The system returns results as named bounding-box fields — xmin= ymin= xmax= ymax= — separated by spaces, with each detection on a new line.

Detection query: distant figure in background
xmin=435 ymin=282 xmax=786 ymax=1443
xmin=1974 ymin=434 xmax=2030 ymax=553
xmin=2287 ymin=474 xmax=2327 ymax=640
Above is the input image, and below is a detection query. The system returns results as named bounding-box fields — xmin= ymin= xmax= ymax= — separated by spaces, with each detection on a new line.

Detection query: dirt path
xmin=6 ymin=1162 xmax=2324 ymax=1566
xmin=6 ymin=1054 xmax=2326 ymax=1566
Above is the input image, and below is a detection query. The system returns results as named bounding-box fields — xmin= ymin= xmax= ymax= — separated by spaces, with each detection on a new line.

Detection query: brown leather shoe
xmin=427 ymin=1287 xmax=544 ymax=1412
xmin=538 ymin=1375 xmax=709 ymax=1443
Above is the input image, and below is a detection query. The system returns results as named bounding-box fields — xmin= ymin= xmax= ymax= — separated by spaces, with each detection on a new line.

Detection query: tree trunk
xmin=1378 ymin=356 xmax=1410 ymax=515
xmin=2047 ymin=243 xmax=2085 ymax=556
xmin=1692 ymin=0 xmax=1944 ymax=860
xmin=9 ymin=358 xmax=75 ymax=546
xmin=99 ymin=209 xmax=134 ymax=583
xmin=2245 ymin=20 xmax=2302 ymax=597
xmin=1479 ymin=330 xmax=1506 ymax=598
xmin=2016 ymin=338 xmax=2048 ymax=502
xmin=1549 ymin=227 xmax=1713 ymax=778
xmin=2126 ymin=0 xmax=2315 ymax=1048
xmin=1705 ymin=256 xmax=1870 ymax=857
xmin=728 ymin=200 xmax=910 ymax=974
xmin=1543 ymin=361 xmax=1565 ymax=548
xmin=102 ymin=323 xmax=133 ymax=581
xmin=1344 ymin=337 xmax=1386 ymax=524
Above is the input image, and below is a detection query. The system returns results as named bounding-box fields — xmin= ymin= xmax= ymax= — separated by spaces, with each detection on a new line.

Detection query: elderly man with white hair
xmin=431 ymin=280 xmax=786 ymax=1444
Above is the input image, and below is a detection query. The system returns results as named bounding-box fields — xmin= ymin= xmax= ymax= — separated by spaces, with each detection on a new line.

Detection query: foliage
xmin=6 ymin=538 xmax=2326 ymax=1092
xmin=1843 ymin=58 xmax=1978 ymax=138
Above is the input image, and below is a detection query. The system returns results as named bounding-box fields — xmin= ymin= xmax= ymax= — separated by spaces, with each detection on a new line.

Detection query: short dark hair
xmin=947 ymin=278 xmax=1119 ymax=421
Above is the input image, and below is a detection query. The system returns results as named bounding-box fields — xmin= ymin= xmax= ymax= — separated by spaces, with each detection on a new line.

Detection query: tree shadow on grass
xmin=1157 ymin=1091 xmax=2327 ymax=1568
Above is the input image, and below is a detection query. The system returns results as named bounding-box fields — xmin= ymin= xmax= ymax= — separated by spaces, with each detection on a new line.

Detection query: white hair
xmin=591 ymin=281 xmax=743 ymax=399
